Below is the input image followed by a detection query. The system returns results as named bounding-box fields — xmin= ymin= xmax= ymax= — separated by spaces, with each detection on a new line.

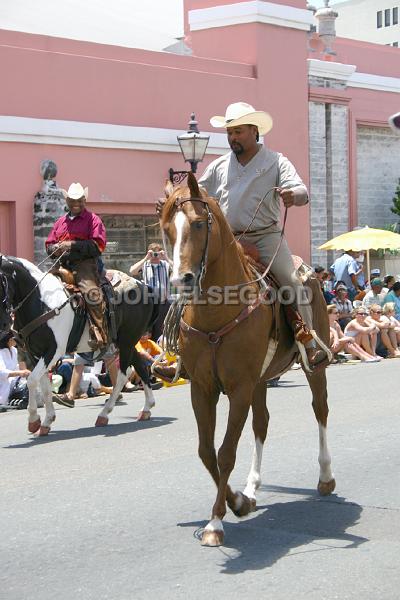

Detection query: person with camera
xmin=129 ymin=243 xmax=172 ymax=341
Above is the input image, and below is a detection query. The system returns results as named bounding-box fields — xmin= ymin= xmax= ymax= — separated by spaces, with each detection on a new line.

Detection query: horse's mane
xmin=161 ymin=181 xmax=254 ymax=280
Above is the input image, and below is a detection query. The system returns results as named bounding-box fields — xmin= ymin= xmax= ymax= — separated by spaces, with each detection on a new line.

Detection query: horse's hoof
xmin=95 ymin=416 xmax=108 ymax=427
xmin=232 ymin=492 xmax=256 ymax=517
xmin=137 ymin=410 xmax=151 ymax=421
xmin=201 ymin=530 xmax=224 ymax=547
xmin=39 ymin=426 xmax=51 ymax=436
xmin=318 ymin=478 xmax=336 ymax=496
xmin=28 ymin=418 xmax=41 ymax=433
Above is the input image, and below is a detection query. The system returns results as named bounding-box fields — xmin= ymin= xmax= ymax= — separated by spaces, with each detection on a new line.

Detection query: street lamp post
xmin=169 ymin=113 xmax=210 ymax=184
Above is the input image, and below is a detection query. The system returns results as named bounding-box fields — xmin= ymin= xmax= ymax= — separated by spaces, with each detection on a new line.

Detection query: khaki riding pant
xmin=240 ymin=225 xmax=313 ymax=330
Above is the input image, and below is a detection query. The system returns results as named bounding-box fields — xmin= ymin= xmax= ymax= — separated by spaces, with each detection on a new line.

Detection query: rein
xmin=166 ymin=193 xmax=288 ymax=293
xmin=0 ymin=271 xmax=10 ymax=311
xmin=11 ymin=250 xmax=68 ymax=315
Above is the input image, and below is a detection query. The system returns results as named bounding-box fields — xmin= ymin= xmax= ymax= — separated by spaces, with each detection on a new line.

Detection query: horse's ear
xmin=164 ymin=179 xmax=174 ymax=199
xmin=188 ymin=171 xmax=200 ymax=198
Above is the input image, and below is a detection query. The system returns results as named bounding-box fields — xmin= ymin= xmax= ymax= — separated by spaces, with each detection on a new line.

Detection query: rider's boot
xmin=291 ymin=314 xmax=327 ymax=368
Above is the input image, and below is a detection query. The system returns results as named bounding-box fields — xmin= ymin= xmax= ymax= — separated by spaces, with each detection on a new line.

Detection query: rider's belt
xmin=233 ymin=221 xmax=279 ymax=236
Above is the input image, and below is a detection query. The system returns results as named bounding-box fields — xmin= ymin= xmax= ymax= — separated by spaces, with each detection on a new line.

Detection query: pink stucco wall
xmin=0 ymin=9 xmax=312 ymax=261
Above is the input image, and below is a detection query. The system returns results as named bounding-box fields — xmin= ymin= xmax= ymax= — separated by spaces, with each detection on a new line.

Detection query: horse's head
xmin=161 ymin=172 xmax=221 ymax=293
xmin=0 ymin=255 xmax=13 ymax=333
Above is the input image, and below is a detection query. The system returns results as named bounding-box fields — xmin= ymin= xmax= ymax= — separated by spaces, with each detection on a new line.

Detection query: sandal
xmin=52 ymin=393 xmax=75 ymax=408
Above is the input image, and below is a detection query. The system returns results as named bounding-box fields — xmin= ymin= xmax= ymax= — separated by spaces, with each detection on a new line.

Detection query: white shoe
xmin=291 ymin=362 xmax=301 ymax=370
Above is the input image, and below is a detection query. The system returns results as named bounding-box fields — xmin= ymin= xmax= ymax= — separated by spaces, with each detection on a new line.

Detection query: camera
xmin=152 ymin=251 xmax=159 ymax=258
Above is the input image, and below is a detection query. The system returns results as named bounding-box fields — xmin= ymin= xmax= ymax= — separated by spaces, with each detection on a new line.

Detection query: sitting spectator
xmin=365 ymin=304 xmax=400 ymax=358
xmin=314 ymin=266 xmax=334 ymax=303
xmin=344 ymin=307 xmax=380 ymax=359
xmin=332 ymin=284 xmax=353 ymax=330
xmin=382 ymin=302 xmax=400 ymax=347
xmin=327 ymin=305 xmax=380 ymax=362
xmin=53 ymin=348 xmax=119 ymax=408
xmin=382 ymin=275 xmax=395 ymax=295
xmin=129 ymin=333 xmax=164 ymax=389
xmin=383 ymin=281 xmax=400 ymax=320
xmin=365 ymin=268 xmax=381 ymax=289
xmin=0 ymin=332 xmax=31 ymax=409
xmin=362 ymin=278 xmax=386 ymax=310
xmin=53 ymin=354 xmax=75 ymax=394
xmin=78 ymin=363 xmax=113 ymax=398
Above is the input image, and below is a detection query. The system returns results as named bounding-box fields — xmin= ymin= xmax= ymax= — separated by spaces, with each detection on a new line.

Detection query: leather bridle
xmin=171 ymin=196 xmax=214 ymax=295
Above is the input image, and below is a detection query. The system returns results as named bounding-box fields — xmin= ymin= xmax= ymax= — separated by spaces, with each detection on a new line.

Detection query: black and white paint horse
xmin=0 ymin=255 xmax=158 ymax=435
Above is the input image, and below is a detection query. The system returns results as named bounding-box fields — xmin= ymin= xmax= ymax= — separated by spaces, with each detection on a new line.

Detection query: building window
xmin=393 ymin=42 xmax=399 ymax=47
xmin=393 ymin=7 xmax=399 ymax=25
xmin=101 ymin=214 xmax=162 ymax=274
xmin=377 ymin=10 xmax=382 ymax=27
xmin=385 ymin=8 xmax=391 ymax=26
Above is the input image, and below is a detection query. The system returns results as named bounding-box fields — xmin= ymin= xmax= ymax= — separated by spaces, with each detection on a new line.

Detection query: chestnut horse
xmin=160 ymin=173 xmax=335 ymax=547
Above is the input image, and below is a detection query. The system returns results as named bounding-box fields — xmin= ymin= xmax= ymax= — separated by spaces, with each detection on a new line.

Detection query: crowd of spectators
xmin=315 ymin=251 xmax=400 ymax=364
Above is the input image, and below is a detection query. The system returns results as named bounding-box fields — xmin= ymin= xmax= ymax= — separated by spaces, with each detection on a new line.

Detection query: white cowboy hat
xmin=389 ymin=112 xmax=400 ymax=133
xmin=61 ymin=182 xmax=88 ymax=200
xmin=210 ymin=102 xmax=273 ymax=135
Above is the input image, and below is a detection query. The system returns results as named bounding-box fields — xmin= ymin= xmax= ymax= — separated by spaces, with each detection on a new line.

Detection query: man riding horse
xmin=158 ymin=101 xmax=326 ymax=368
xmin=45 ymin=182 xmax=108 ymax=350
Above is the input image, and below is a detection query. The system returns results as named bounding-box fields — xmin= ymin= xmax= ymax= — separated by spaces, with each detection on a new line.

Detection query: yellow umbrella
xmin=318 ymin=226 xmax=400 ymax=281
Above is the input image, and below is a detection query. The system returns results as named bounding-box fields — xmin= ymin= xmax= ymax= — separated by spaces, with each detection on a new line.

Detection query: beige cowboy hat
xmin=210 ymin=102 xmax=273 ymax=135
xmin=61 ymin=182 xmax=89 ymax=200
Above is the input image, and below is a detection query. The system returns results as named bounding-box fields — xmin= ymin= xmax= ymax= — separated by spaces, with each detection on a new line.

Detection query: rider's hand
xmin=58 ymin=241 xmax=72 ymax=252
xmin=277 ymin=188 xmax=296 ymax=208
xmin=156 ymin=198 xmax=166 ymax=215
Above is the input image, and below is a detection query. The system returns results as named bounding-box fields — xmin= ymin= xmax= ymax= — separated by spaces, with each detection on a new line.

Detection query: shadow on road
xmin=179 ymin=484 xmax=366 ymax=573
xmin=269 ymin=380 xmax=308 ymax=389
xmin=4 ymin=416 xmax=177 ymax=449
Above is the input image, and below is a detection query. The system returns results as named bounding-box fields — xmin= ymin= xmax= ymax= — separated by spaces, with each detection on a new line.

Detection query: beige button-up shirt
xmin=198 ymin=145 xmax=308 ymax=232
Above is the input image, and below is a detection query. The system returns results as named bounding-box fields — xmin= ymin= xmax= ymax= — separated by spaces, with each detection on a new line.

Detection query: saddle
xmin=238 ymin=241 xmax=330 ymax=373
xmin=51 ymin=266 xmax=119 ymax=345
xmin=239 ymin=240 xmax=314 ymax=342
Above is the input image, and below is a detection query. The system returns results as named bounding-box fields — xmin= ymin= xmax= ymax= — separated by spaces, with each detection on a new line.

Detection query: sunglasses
xmin=372 ymin=310 xmax=382 ymax=314
xmin=357 ymin=312 xmax=368 ymax=316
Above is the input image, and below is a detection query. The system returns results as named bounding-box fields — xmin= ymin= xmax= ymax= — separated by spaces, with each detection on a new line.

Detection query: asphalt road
xmin=1 ymin=359 xmax=399 ymax=600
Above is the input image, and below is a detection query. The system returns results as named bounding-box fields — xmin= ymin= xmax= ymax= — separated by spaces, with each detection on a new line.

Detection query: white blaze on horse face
xmin=171 ymin=211 xmax=188 ymax=285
